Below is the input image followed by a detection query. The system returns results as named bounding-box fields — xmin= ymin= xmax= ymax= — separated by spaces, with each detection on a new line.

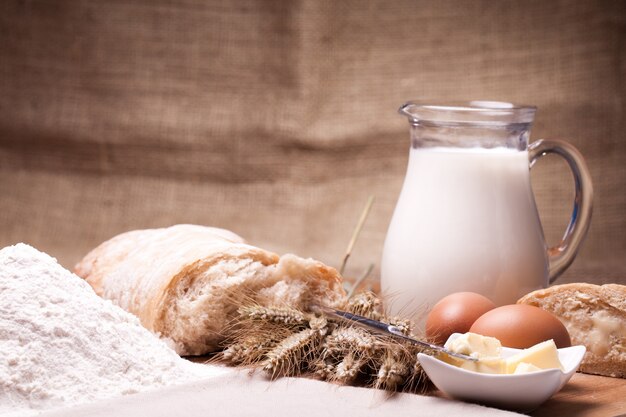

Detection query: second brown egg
xmin=469 ymin=304 xmax=572 ymax=348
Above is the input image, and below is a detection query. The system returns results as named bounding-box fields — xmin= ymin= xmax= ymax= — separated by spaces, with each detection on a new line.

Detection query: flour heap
xmin=0 ymin=244 xmax=219 ymax=415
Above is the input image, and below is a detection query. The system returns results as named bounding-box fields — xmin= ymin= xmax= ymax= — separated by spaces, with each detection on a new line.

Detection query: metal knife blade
xmin=315 ymin=305 xmax=478 ymax=362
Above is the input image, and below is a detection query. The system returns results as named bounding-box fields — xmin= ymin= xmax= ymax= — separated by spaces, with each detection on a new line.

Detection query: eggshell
xmin=470 ymin=304 xmax=571 ymax=349
xmin=425 ymin=292 xmax=496 ymax=345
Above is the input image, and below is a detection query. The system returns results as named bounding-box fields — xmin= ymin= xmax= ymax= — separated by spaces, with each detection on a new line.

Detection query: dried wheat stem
xmin=339 ymin=195 xmax=375 ymax=275
xmin=404 ymin=355 xmax=429 ymax=393
xmin=346 ymin=263 xmax=375 ymax=298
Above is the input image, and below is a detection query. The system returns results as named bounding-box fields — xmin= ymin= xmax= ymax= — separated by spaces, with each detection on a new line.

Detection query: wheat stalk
xmin=238 ymin=304 xmax=308 ymax=327
xmin=222 ymin=335 xmax=276 ymax=365
xmin=346 ymin=263 xmax=375 ymax=298
xmin=219 ymin=292 xmax=433 ymax=394
xmin=346 ymin=291 xmax=383 ymax=320
xmin=263 ymin=328 xmax=320 ymax=379
xmin=339 ymin=195 xmax=375 ymax=276
xmin=325 ymin=326 xmax=380 ymax=355
xmin=374 ymin=348 xmax=410 ymax=392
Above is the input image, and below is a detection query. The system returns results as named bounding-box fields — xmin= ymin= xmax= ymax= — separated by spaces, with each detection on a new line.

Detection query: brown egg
xmin=470 ymin=304 xmax=571 ymax=349
xmin=425 ymin=292 xmax=496 ymax=345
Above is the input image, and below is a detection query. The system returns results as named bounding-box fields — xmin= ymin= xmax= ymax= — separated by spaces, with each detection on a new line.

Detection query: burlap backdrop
xmin=0 ymin=0 xmax=624 ymax=285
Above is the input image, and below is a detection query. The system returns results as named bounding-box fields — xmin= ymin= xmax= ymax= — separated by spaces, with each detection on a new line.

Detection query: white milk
xmin=381 ymin=147 xmax=549 ymax=323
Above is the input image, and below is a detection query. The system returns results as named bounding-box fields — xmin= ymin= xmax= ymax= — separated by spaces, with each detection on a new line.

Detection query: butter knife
xmin=315 ymin=305 xmax=478 ymax=362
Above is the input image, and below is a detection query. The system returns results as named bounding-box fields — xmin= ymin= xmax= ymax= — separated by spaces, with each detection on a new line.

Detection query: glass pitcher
xmin=381 ymin=101 xmax=593 ymax=321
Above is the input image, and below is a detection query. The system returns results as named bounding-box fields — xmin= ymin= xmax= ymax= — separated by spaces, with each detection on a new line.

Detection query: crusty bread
xmin=518 ymin=283 xmax=626 ymax=378
xmin=75 ymin=224 xmax=345 ymax=356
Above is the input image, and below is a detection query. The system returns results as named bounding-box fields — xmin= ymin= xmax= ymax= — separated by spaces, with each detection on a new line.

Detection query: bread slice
xmin=517 ymin=283 xmax=626 ymax=378
xmin=75 ymin=224 xmax=346 ymax=356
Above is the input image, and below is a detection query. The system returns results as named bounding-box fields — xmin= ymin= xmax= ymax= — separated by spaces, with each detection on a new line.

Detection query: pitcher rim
xmin=399 ymin=100 xmax=537 ymax=125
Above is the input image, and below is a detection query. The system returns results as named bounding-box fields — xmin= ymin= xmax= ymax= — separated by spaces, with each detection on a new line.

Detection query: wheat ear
xmin=374 ymin=348 xmax=410 ymax=392
xmin=263 ymin=328 xmax=320 ymax=379
xmin=238 ymin=304 xmax=308 ymax=327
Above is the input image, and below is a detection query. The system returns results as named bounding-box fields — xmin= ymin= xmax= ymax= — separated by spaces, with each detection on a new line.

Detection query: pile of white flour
xmin=0 ymin=244 xmax=223 ymax=416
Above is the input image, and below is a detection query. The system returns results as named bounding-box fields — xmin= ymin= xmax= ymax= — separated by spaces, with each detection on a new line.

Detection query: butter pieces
xmin=505 ymin=340 xmax=564 ymax=373
xmin=445 ymin=332 xmax=502 ymax=359
xmin=441 ymin=333 xmax=564 ymax=375
xmin=443 ymin=333 xmax=506 ymax=374
xmin=457 ymin=355 xmax=508 ymax=374
xmin=512 ymin=362 xmax=543 ymax=374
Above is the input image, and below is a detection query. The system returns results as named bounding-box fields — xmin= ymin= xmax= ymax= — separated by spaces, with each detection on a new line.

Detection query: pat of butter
xmin=513 ymin=362 xmax=543 ymax=374
xmin=457 ymin=356 xmax=507 ymax=374
xmin=442 ymin=333 xmax=505 ymax=374
xmin=444 ymin=332 xmax=502 ymax=358
xmin=505 ymin=340 xmax=564 ymax=373
xmin=442 ymin=333 xmax=564 ymax=375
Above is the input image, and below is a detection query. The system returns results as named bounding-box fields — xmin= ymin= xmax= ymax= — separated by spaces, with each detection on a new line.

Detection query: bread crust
xmin=518 ymin=283 xmax=626 ymax=378
xmin=75 ymin=224 xmax=345 ymax=355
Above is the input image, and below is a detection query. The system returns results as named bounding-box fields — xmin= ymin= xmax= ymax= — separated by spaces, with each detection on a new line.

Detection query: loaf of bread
xmin=518 ymin=283 xmax=626 ymax=378
xmin=75 ymin=224 xmax=345 ymax=356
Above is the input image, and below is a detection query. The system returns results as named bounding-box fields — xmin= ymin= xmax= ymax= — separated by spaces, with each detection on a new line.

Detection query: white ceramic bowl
xmin=417 ymin=333 xmax=586 ymax=411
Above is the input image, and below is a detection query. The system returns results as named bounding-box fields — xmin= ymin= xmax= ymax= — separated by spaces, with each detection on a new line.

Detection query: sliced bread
xmin=518 ymin=283 xmax=626 ymax=378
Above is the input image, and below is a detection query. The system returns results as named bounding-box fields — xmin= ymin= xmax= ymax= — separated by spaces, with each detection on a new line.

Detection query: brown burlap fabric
xmin=0 ymin=0 xmax=624 ymax=285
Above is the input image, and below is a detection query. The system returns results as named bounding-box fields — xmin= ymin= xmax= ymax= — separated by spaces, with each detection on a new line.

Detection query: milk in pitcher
xmin=383 ymin=101 xmax=593 ymax=326
xmin=381 ymin=147 xmax=549 ymax=317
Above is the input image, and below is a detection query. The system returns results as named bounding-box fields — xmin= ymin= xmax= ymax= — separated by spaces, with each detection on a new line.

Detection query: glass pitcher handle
xmin=528 ymin=139 xmax=594 ymax=283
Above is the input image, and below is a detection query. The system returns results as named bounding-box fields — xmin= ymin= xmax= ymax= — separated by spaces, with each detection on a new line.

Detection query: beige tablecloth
xmin=37 ymin=367 xmax=525 ymax=417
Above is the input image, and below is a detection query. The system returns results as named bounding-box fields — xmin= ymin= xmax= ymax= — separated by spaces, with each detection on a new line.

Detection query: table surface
xmin=430 ymin=372 xmax=626 ymax=416
xmin=529 ymin=373 xmax=626 ymax=417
